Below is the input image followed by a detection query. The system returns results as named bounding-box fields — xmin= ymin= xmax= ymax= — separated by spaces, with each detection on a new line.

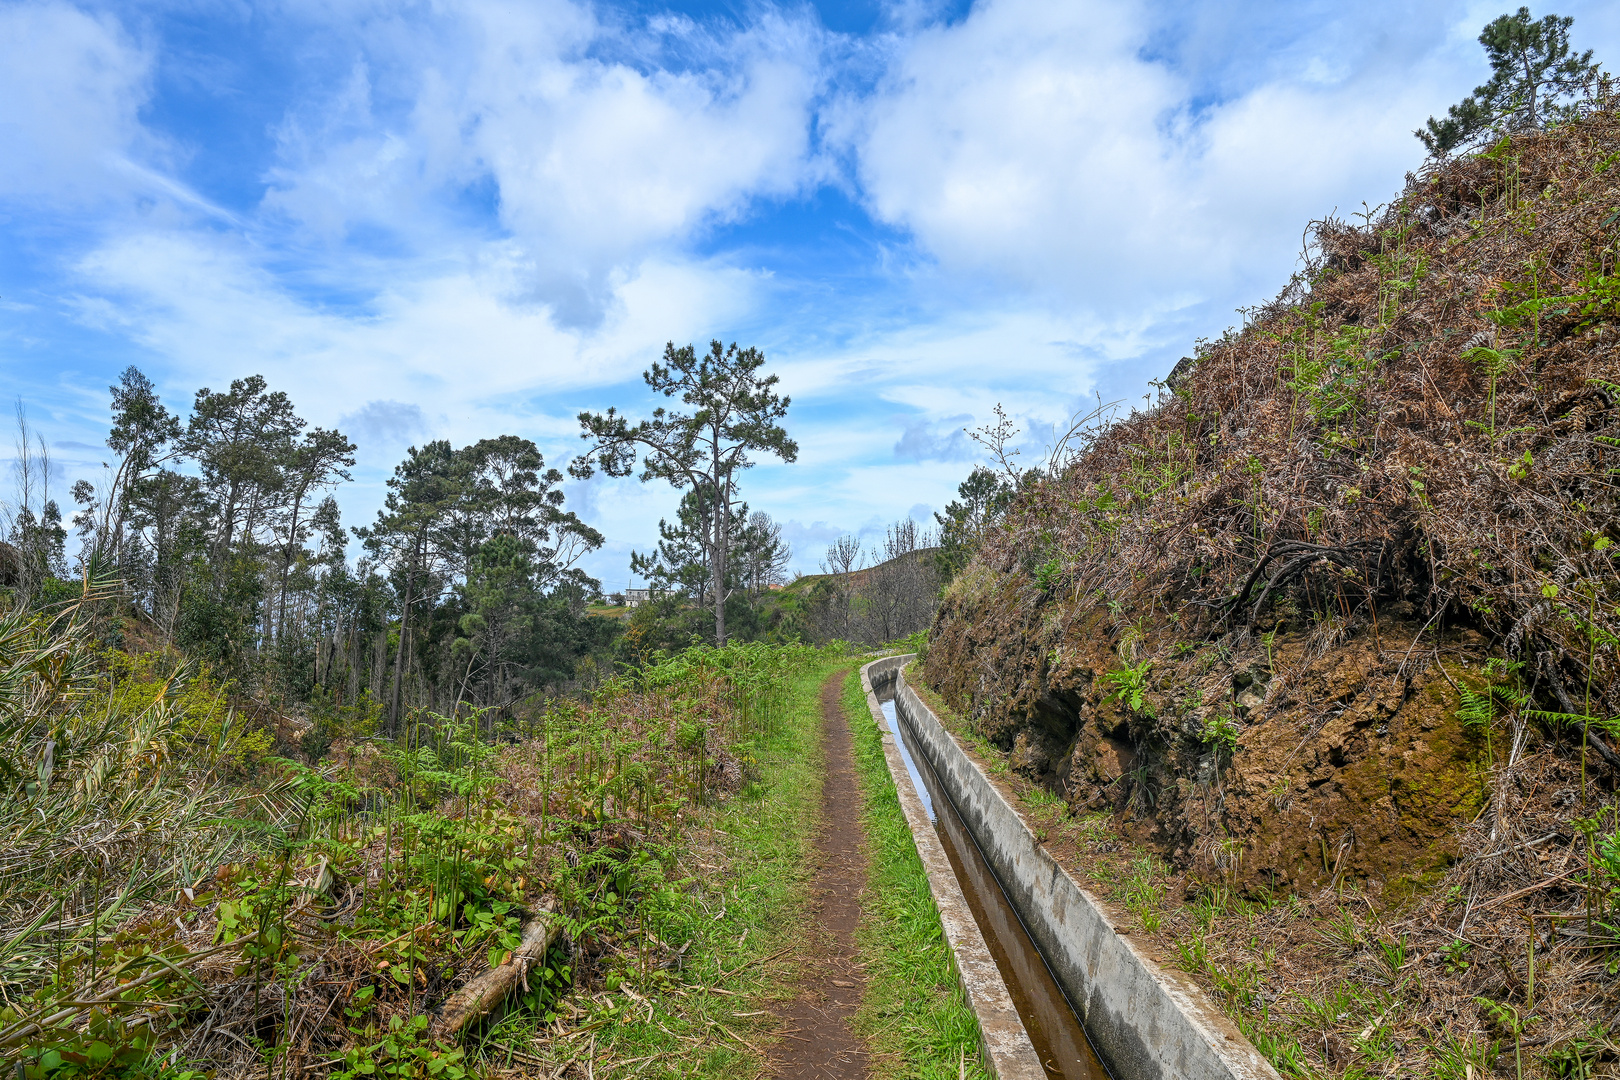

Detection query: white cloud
xmin=846 ymin=0 xmax=1456 ymax=310
xmin=0 ymin=2 xmax=153 ymax=205
xmin=262 ymin=0 xmax=828 ymax=324
xmin=70 ymin=230 xmax=763 ymax=429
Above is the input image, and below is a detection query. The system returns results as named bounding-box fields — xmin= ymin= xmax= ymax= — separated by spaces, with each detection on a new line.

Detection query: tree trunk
xmin=431 ymin=900 xmax=558 ymax=1036
xmin=389 ymin=536 xmax=420 ymax=736
xmin=711 ymin=475 xmax=728 ymax=646
xmin=1524 ymin=54 xmax=1538 ymax=128
xmin=276 ymin=482 xmax=309 ymax=645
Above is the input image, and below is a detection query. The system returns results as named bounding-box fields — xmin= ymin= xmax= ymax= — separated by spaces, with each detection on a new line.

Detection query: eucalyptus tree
xmin=73 ymin=370 xmax=206 ymax=631
xmin=574 ymin=339 xmax=797 ymax=644
xmin=70 ymin=367 xmax=185 ymax=594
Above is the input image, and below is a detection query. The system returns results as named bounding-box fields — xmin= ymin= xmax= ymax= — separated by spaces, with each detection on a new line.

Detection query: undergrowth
xmin=0 ymin=580 xmax=847 ymax=1077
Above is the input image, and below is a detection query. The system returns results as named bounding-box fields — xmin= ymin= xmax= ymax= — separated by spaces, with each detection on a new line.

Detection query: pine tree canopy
xmin=1417 ymin=7 xmax=1601 ymax=156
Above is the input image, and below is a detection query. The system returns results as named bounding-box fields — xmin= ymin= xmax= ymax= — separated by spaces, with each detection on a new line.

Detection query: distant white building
xmin=624 ymin=588 xmax=652 ymax=608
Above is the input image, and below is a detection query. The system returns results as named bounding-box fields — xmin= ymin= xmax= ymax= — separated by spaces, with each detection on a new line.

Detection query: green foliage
xmin=1279 ymin=305 xmax=1380 ymax=441
xmin=1433 ymin=1030 xmax=1501 ymax=1079
xmin=1033 ymin=557 xmax=1063 ymax=591
xmin=1439 ymin=938 xmax=1473 ymax=972
xmin=1568 ymin=269 xmax=1620 ymax=334
xmin=933 ymin=466 xmax=1015 ymax=583
xmin=1541 ymin=1025 xmax=1613 ymax=1078
xmin=333 ymin=1015 xmax=467 ymax=1080
xmin=1477 ymin=996 xmax=1535 ymax=1079
xmin=1101 ymin=660 xmax=1154 ymax=716
xmin=1199 ymin=711 xmax=1240 ymax=757
xmin=1123 ymin=857 xmax=1166 ymax=931
xmin=1456 ymin=657 xmax=1529 ymax=767
xmin=1418 ymin=7 xmax=1602 ymax=155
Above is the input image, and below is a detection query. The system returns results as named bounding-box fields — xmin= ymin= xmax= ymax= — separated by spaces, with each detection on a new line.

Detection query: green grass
xmin=843 ymin=670 xmax=992 ymax=1080
xmin=473 ymin=657 xmax=840 ymax=1077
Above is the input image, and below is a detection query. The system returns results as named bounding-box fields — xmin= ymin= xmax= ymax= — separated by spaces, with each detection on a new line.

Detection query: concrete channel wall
xmin=893 ymin=668 xmax=1281 ymax=1080
xmin=859 ymin=658 xmax=1045 ymax=1080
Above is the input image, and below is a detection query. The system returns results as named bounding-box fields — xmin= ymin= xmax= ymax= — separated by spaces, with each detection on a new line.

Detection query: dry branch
xmin=431 ymin=897 xmax=559 ymax=1037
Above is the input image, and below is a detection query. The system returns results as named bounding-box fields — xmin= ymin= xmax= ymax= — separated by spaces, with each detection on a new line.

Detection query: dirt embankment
xmin=924 ymin=107 xmax=1620 ymax=898
xmin=930 ymin=606 xmax=1496 ymax=897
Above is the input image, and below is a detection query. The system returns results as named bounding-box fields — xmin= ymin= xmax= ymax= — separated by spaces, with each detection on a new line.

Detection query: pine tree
xmin=1418 ymin=7 xmax=1602 ymax=156
xmin=574 ymin=340 xmax=796 ymax=645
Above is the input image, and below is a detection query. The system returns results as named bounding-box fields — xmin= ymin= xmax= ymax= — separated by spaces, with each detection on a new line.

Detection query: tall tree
xmin=71 ymin=367 xmax=183 ymax=568
xmin=181 ymin=375 xmax=303 ymax=590
xmin=1418 ymin=7 xmax=1602 ymax=155
xmin=274 ymin=426 xmax=357 ymax=642
xmin=449 ymin=436 xmax=603 ymax=705
xmin=357 ymin=435 xmax=604 ymax=726
xmin=355 ymin=440 xmax=464 ymax=734
xmin=574 ymin=340 xmax=796 ymax=644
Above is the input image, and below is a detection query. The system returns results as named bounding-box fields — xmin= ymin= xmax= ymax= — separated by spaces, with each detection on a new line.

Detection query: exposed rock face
xmin=924 ymin=569 xmax=1486 ymax=897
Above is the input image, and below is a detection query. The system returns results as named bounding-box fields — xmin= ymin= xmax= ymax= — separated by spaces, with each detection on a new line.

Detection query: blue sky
xmin=5 ymin=0 xmax=1619 ymax=592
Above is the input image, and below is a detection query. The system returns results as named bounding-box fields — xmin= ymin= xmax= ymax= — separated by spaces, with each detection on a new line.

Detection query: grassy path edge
xmin=843 ymin=669 xmax=993 ymax=1080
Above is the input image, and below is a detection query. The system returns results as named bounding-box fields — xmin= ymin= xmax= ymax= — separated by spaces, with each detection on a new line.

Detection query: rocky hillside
xmin=924 ymin=109 xmax=1620 ymax=898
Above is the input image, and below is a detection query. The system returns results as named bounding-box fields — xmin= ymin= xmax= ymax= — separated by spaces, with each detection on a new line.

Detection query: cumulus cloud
xmin=262 ymin=0 xmax=828 ymax=325
xmin=845 ymin=0 xmax=1459 ymax=311
xmin=69 ymin=229 xmax=762 ymax=430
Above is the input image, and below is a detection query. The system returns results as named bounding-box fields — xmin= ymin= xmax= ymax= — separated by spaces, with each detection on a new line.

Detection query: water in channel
xmin=878 ymin=692 xmax=1112 ymax=1080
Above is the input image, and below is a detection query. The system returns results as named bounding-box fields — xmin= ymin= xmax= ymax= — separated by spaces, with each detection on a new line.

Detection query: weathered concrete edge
xmin=858 ymin=656 xmax=1045 ymax=1080
xmin=894 ymin=671 xmax=1282 ymax=1080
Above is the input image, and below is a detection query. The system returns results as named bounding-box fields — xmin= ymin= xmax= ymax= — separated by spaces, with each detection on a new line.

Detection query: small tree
xmin=574 ymin=340 xmax=796 ymax=645
xmin=933 ymin=465 xmax=1015 ymax=582
xmin=1418 ymin=7 xmax=1602 ymax=156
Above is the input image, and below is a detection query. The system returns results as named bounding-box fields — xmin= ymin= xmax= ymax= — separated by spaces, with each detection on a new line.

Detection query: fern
xmin=1456 ymin=659 xmax=1528 ymax=765
xmin=1524 ymin=708 xmax=1620 ymax=738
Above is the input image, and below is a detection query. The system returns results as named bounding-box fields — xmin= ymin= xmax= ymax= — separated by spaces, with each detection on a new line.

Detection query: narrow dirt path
xmin=768 ymin=671 xmax=869 ymax=1080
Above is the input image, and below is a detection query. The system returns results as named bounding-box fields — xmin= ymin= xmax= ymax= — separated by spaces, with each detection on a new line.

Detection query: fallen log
xmin=432 ymin=898 xmax=560 ymax=1037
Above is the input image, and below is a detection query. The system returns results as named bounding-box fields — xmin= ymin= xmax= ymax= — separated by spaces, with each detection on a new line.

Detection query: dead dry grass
xmin=919 ymin=97 xmax=1620 ymax=1079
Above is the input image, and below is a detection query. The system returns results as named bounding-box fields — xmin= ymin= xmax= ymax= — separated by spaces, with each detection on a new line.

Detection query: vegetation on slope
xmin=0 ymin=588 xmax=848 ymax=1077
xmin=922 ymin=95 xmax=1620 ymax=1075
